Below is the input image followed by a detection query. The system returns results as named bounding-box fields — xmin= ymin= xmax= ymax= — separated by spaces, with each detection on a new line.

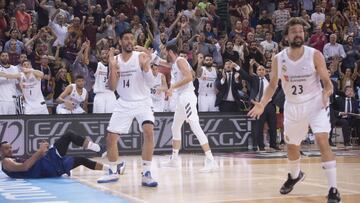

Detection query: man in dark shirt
xmin=222 ymin=41 xmax=240 ymax=64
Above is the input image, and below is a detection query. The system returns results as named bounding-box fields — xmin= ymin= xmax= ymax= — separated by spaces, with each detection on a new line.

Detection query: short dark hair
xmin=0 ymin=141 xmax=8 ymax=148
xmin=179 ymin=50 xmax=187 ymax=55
xmin=344 ymin=86 xmax=353 ymax=91
xmin=223 ymin=59 xmax=232 ymax=64
xmin=120 ymin=30 xmax=134 ymax=39
xmin=165 ymin=43 xmax=178 ymax=55
xmin=283 ymin=17 xmax=307 ymax=36
xmin=21 ymin=60 xmax=30 ymax=65
xmin=204 ymin=54 xmax=213 ymax=59
xmin=75 ymin=75 xmax=84 ymax=80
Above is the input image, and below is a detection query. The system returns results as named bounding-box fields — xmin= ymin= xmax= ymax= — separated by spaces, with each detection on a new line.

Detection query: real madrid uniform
xmin=0 ymin=65 xmax=18 ymax=115
xmin=20 ymin=72 xmax=48 ymax=114
xmin=150 ymin=72 xmax=166 ymax=112
xmin=277 ymin=46 xmax=330 ymax=145
xmin=56 ymin=84 xmax=88 ymax=114
xmin=107 ymin=51 xmax=154 ymax=134
xmin=197 ymin=66 xmax=219 ymax=112
xmin=93 ymin=61 xmax=116 ymax=113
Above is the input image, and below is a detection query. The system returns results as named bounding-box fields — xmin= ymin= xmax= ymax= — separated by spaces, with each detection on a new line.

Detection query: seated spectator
xmin=4 ymin=29 xmax=25 ymax=54
xmin=260 ymin=31 xmax=278 ymax=53
xmin=257 ymin=9 xmax=273 ymax=32
xmin=229 ymin=20 xmax=244 ymax=39
xmin=56 ymin=75 xmax=88 ymax=114
xmin=254 ymin=25 xmax=265 ymax=43
xmin=8 ymin=39 xmax=20 ymax=65
xmin=332 ymin=86 xmax=360 ymax=148
xmin=323 ymin=34 xmax=346 ymax=63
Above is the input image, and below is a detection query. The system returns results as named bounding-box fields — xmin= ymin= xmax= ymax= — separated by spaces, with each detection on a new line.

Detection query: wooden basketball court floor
xmin=69 ymin=147 xmax=360 ymax=203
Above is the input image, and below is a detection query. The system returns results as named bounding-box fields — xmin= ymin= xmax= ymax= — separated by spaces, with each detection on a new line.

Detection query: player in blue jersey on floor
xmin=0 ymin=130 xmax=124 ymax=179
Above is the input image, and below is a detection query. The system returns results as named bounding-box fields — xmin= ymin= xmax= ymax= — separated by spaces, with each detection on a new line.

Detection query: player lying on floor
xmin=0 ymin=130 xmax=125 ymax=180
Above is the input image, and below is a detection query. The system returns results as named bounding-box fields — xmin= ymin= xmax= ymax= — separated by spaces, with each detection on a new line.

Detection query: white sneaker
xmin=97 ymin=171 xmax=119 ymax=183
xmin=161 ymin=156 xmax=180 ymax=167
xmin=97 ymin=161 xmax=125 ymax=183
xmin=199 ymin=158 xmax=218 ymax=173
xmin=141 ymin=171 xmax=158 ymax=187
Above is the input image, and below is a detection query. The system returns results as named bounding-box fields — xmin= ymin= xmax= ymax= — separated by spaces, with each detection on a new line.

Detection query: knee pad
xmin=188 ymin=120 xmax=208 ymax=145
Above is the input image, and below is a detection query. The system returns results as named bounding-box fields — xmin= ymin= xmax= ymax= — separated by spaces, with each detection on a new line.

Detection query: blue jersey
xmin=2 ymin=148 xmax=74 ymax=178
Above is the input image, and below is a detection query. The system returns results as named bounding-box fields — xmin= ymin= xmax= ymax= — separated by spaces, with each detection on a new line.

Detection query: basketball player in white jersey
xmin=93 ymin=49 xmax=116 ymax=113
xmin=0 ymin=52 xmax=19 ymax=115
xmin=161 ymin=43 xmax=218 ymax=172
xmin=249 ymin=18 xmax=341 ymax=202
xmin=150 ymin=64 xmax=167 ymax=112
xmin=196 ymin=54 xmax=219 ymax=112
xmin=56 ymin=75 xmax=88 ymax=114
xmin=0 ymin=60 xmax=48 ymax=115
xmin=97 ymin=30 xmax=158 ymax=187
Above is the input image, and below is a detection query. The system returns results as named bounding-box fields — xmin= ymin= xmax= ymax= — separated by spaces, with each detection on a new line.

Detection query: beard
xmin=204 ymin=62 xmax=212 ymax=68
xmin=0 ymin=59 xmax=8 ymax=64
xmin=289 ymin=37 xmax=304 ymax=48
xmin=123 ymin=44 xmax=133 ymax=53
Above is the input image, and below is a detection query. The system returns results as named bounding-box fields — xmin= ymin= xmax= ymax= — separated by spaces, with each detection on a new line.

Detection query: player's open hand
xmin=247 ymin=100 xmax=265 ymax=119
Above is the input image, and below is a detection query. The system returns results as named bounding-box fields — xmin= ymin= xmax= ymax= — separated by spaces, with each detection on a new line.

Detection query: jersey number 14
xmin=123 ymin=79 xmax=130 ymax=88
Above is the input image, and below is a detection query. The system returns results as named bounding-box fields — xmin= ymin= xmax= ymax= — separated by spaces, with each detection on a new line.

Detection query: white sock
xmin=288 ymin=158 xmax=300 ymax=179
xmin=172 ymin=149 xmax=179 ymax=158
xmin=87 ymin=142 xmax=100 ymax=152
xmin=205 ymin=150 xmax=214 ymax=160
xmin=142 ymin=160 xmax=152 ymax=174
xmin=322 ymin=160 xmax=337 ymax=189
xmin=109 ymin=162 xmax=117 ymax=173
xmin=102 ymin=164 xmax=110 ymax=172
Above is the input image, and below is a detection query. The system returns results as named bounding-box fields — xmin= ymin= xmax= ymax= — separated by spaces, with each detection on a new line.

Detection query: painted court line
xmin=75 ymin=178 xmax=148 ymax=203
xmin=0 ymin=172 xmax=129 ymax=203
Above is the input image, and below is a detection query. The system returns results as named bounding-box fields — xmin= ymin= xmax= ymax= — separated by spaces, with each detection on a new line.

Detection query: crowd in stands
xmin=0 ymin=0 xmax=360 ymax=148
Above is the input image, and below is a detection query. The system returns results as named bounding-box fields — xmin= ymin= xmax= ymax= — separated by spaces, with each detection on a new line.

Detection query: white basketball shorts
xmin=283 ymin=94 xmax=331 ymax=145
xmin=107 ymin=97 xmax=154 ymax=134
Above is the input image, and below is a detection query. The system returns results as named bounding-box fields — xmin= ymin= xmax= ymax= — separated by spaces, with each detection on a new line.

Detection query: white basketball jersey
xmin=277 ymin=46 xmax=322 ymax=103
xmin=171 ymin=57 xmax=195 ymax=95
xmin=94 ymin=62 xmax=113 ymax=93
xmin=20 ymin=72 xmax=45 ymax=107
xmin=0 ymin=65 xmax=18 ymax=102
xmin=66 ymin=84 xmax=87 ymax=107
xmin=115 ymin=51 xmax=150 ymax=101
xmin=150 ymin=73 xmax=165 ymax=101
xmin=198 ymin=66 xmax=217 ymax=96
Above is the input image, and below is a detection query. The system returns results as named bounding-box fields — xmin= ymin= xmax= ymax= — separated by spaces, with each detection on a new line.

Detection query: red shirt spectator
xmin=308 ymin=27 xmax=327 ymax=52
xmin=15 ymin=3 xmax=32 ymax=33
